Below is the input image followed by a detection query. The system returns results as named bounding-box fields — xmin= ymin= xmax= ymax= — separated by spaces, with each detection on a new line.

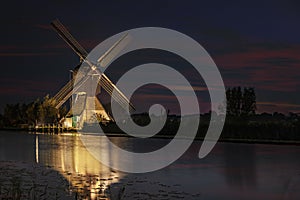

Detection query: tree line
xmin=1 ymin=86 xmax=300 ymax=143
xmin=226 ymin=86 xmax=256 ymax=117
xmin=0 ymin=95 xmax=66 ymax=128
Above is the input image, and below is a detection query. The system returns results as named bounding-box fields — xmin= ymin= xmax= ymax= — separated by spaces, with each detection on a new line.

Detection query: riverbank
xmin=0 ymin=161 xmax=74 ymax=200
xmin=1 ymin=126 xmax=300 ymax=146
xmin=0 ymin=126 xmax=78 ymax=134
xmin=94 ymin=132 xmax=300 ymax=146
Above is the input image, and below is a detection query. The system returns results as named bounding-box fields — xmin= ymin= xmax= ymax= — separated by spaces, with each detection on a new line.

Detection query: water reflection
xmin=223 ymin=143 xmax=256 ymax=188
xmin=0 ymin=131 xmax=36 ymax=162
xmin=1 ymin=131 xmax=300 ymax=199
xmin=36 ymin=133 xmax=124 ymax=199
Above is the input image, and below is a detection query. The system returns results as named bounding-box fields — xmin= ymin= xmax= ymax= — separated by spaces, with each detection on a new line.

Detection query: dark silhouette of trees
xmin=0 ymin=114 xmax=3 ymax=128
xmin=26 ymin=99 xmax=40 ymax=126
xmin=3 ymin=103 xmax=23 ymax=126
xmin=241 ymin=87 xmax=256 ymax=116
xmin=226 ymin=86 xmax=242 ymax=116
xmin=38 ymin=95 xmax=59 ymax=124
xmin=226 ymin=87 xmax=256 ymax=117
xmin=1 ymin=95 xmax=65 ymax=127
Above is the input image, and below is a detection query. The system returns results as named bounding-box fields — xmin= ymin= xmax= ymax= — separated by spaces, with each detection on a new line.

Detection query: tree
xmin=0 ymin=114 xmax=4 ymax=128
xmin=241 ymin=87 xmax=256 ymax=116
xmin=3 ymin=103 xmax=22 ymax=126
xmin=226 ymin=87 xmax=256 ymax=117
xmin=38 ymin=95 xmax=59 ymax=124
xmin=2 ymin=94 xmax=64 ymax=127
xmin=26 ymin=99 xmax=40 ymax=126
xmin=226 ymin=86 xmax=242 ymax=116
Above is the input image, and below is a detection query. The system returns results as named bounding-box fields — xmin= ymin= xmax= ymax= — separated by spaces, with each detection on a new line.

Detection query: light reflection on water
xmin=37 ymin=133 xmax=125 ymax=199
xmin=1 ymin=130 xmax=300 ymax=199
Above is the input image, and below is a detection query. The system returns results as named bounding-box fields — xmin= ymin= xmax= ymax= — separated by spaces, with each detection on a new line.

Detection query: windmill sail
xmin=97 ymin=33 xmax=130 ymax=68
xmin=53 ymin=74 xmax=90 ymax=109
xmin=51 ymin=19 xmax=88 ymax=60
xmin=51 ymin=19 xmax=135 ymax=113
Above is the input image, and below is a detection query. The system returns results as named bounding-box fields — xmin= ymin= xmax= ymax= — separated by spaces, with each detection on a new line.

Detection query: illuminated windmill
xmin=50 ymin=19 xmax=134 ymax=128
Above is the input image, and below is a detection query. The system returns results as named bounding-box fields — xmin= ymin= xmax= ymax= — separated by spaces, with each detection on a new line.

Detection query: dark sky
xmin=1 ymin=0 xmax=300 ymax=114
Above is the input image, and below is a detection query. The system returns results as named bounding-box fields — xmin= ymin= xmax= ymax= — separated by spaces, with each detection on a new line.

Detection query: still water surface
xmin=0 ymin=130 xmax=300 ymax=199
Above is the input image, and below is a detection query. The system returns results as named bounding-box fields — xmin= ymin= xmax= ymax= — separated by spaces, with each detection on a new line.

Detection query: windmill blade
xmin=51 ymin=19 xmax=135 ymax=112
xmin=95 ymin=33 xmax=135 ymax=112
xmin=51 ymin=19 xmax=88 ymax=60
xmin=53 ymin=78 xmax=74 ymax=103
xmin=97 ymin=33 xmax=131 ymax=68
xmin=99 ymin=73 xmax=135 ymax=112
xmin=54 ymin=73 xmax=91 ymax=109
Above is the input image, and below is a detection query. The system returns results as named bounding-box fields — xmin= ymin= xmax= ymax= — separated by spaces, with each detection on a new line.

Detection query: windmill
xmin=50 ymin=19 xmax=134 ymax=128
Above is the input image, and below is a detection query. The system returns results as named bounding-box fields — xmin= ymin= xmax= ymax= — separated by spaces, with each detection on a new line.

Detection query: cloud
xmin=135 ymin=84 xmax=207 ymax=93
xmin=0 ymin=45 xmax=21 ymax=51
xmin=0 ymin=45 xmax=62 ymax=57
xmin=257 ymin=101 xmax=300 ymax=114
xmin=0 ymin=52 xmax=60 ymax=57
xmin=0 ymin=78 xmax=61 ymax=97
xmin=215 ymin=44 xmax=300 ymax=69
xmin=215 ymin=44 xmax=300 ymax=92
xmin=34 ymin=24 xmax=53 ymax=30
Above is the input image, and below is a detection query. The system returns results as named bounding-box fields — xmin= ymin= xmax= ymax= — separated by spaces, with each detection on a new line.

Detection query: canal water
xmin=0 ymin=130 xmax=300 ymax=199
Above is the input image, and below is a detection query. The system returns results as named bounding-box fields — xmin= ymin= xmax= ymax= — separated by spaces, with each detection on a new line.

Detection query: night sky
xmin=1 ymin=1 xmax=300 ymax=114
